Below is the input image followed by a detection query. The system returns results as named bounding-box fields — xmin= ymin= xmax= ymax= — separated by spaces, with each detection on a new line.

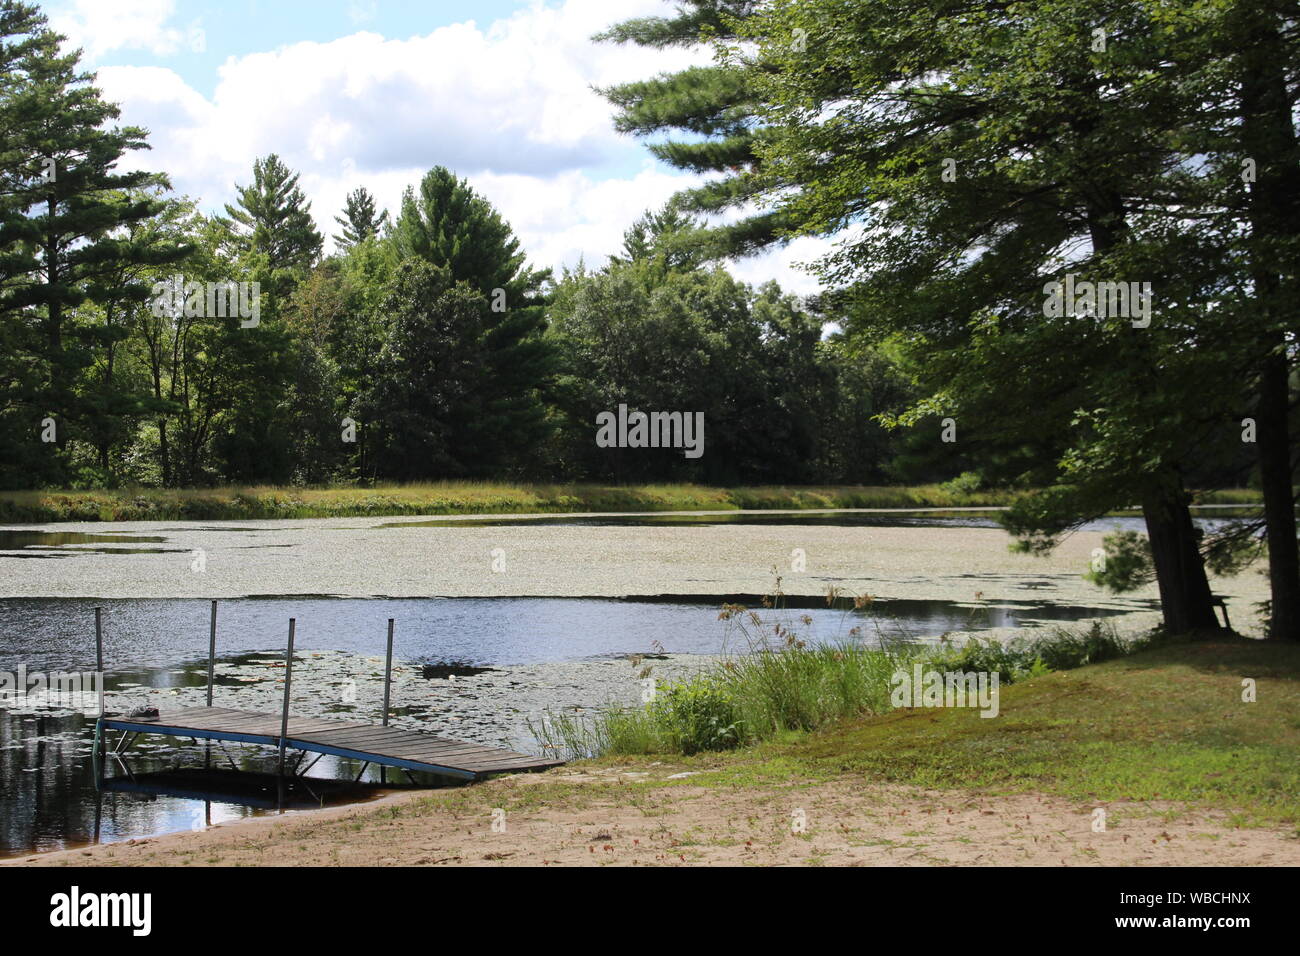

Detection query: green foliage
xmin=531 ymin=610 xmax=1156 ymax=760
xmin=389 ymin=166 xmax=554 ymax=476
xmin=1084 ymin=530 xmax=1155 ymax=593
xmin=939 ymin=471 xmax=983 ymax=498
xmin=218 ymin=153 xmax=322 ymax=278
xmin=718 ymin=0 xmax=1288 ymax=633
xmin=596 ymin=1 xmax=790 ymax=259
xmin=332 ymin=187 xmax=388 ymax=251
xmin=546 ymin=246 xmax=905 ymax=483
xmin=0 ymin=1 xmax=189 ymax=487
xmin=358 ymin=260 xmax=487 ymax=478
xmin=649 ymin=676 xmax=744 ymax=754
xmin=0 ymin=480 xmax=1036 ymax=523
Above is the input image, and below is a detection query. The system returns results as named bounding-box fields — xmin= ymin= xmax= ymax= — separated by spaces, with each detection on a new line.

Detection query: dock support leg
xmin=206 ymin=600 xmax=217 ymax=769
xmin=217 ymin=741 xmax=240 ymax=771
xmin=381 ymin=618 xmax=394 ymax=785
xmin=92 ymin=716 xmax=105 ymax=786
xmin=94 ymin=606 xmax=104 ymax=719
xmin=206 ymin=600 xmax=217 ymax=707
xmin=277 ymin=618 xmax=296 ymax=780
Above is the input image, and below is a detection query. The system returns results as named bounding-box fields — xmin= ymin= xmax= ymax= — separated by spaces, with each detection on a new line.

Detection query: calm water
xmin=0 ymin=594 xmax=1142 ymax=674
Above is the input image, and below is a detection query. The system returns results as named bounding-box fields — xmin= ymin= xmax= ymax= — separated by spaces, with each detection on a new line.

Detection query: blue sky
xmin=60 ymin=1 xmax=537 ymax=97
xmin=38 ymin=0 xmax=826 ymax=291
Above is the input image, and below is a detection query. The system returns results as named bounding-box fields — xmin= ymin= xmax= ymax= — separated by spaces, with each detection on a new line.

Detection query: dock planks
xmin=98 ymin=705 xmax=564 ymax=781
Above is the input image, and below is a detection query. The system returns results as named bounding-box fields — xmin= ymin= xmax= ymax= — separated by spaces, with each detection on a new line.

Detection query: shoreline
xmin=8 ymin=638 xmax=1298 ymax=867
xmin=12 ymin=760 xmax=1299 ymax=868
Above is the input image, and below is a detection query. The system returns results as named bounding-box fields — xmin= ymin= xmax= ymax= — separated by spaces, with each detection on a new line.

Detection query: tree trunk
xmin=1238 ymin=5 xmax=1300 ymax=641
xmin=1142 ymin=481 xmax=1221 ymax=634
xmin=158 ymin=418 xmax=171 ymax=486
xmin=1074 ymin=119 xmax=1221 ymax=637
xmin=1255 ymin=347 xmax=1299 ymax=640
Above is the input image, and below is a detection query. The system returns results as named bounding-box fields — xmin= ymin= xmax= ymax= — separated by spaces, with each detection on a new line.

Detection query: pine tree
xmin=360 ymin=260 xmax=485 ymax=479
xmin=333 ymin=186 xmax=388 ymax=251
xmin=0 ymin=0 xmax=188 ymax=485
xmin=220 ymin=153 xmax=322 ymax=277
xmin=390 ymin=166 xmax=554 ymax=475
xmin=610 ymin=204 xmax=704 ymax=276
xmin=741 ymin=0 xmax=1236 ymax=634
xmin=0 ymin=2 xmax=46 ymax=485
xmin=597 ymin=1 xmax=789 ymax=259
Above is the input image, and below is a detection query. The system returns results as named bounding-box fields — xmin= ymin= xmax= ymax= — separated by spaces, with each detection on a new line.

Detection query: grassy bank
xmin=708 ymin=636 xmax=1300 ymax=826
xmin=0 ymin=481 xmax=1261 ymax=523
xmin=529 ymin=617 xmax=1156 ymax=759
xmin=531 ymin=633 xmax=1300 ymax=828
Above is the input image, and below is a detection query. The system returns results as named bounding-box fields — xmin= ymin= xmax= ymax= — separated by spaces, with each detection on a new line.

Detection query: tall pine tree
xmin=741 ymin=0 xmax=1235 ymax=634
xmin=597 ymin=1 xmax=789 ymax=259
xmin=333 ymin=186 xmax=388 ymax=251
xmin=0 ymin=0 xmax=188 ymax=486
xmin=389 ymin=166 xmax=554 ymax=475
xmin=220 ymin=153 xmax=322 ymax=278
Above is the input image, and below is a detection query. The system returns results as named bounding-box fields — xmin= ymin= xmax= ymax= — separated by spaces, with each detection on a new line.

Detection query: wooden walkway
xmin=98 ymin=705 xmax=563 ymax=782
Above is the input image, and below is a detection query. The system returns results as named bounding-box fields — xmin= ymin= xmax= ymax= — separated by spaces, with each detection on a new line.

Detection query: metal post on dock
xmin=382 ymin=618 xmax=394 ymax=727
xmin=94 ymin=606 xmax=105 ymax=783
xmin=379 ymin=618 xmax=394 ymax=786
xmin=277 ymin=618 xmax=296 ymax=779
xmin=205 ymin=600 xmax=217 ymax=769
xmin=206 ymin=600 xmax=217 ymax=707
xmin=94 ymin=606 xmax=104 ymax=718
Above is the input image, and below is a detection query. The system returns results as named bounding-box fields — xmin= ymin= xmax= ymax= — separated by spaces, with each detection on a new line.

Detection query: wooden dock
xmin=90 ymin=607 xmax=564 ymax=788
xmin=98 ymin=705 xmax=563 ymax=782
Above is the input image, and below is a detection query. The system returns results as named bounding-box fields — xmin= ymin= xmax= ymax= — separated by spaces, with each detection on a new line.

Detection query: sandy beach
xmin=12 ymin=761 xmax=1299 ymax=867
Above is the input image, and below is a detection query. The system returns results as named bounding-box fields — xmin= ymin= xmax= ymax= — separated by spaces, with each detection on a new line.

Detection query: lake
xmin=0 ymin=507 xmax=1256 ymax=857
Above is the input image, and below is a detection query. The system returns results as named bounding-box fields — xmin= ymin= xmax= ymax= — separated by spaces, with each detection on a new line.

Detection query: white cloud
xmin=83 ymin=0 xmax=821 ymax=289
xmin=466 ymin=164 xmax=694 ymax=272
xmin=728 ymin=236 xmax=835 ymax=298
xmin=49 ymin=0 xmax=203 ymax=59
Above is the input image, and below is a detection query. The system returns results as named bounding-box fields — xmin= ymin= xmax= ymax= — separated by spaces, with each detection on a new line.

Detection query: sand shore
xmin=11 ymin=761 xmax=1299 ymax=867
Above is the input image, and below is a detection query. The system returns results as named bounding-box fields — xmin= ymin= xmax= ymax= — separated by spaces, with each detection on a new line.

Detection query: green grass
xmin=452 ymin=634 xmax=1300 ymax=832
xmin=0 ymin=480 xmax=1262 ymax=523
xmin=0 ymin=481 xmax=1028 ymax=523
xmin=731 ymin=636 xmax=1300 ymax=825
xmin=529 ymin=610 xmax=1159 ymax=759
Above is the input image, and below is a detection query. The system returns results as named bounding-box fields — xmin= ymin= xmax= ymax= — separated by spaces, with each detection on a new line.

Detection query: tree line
xmin=0 ymin=1 xmax=918 ymax=494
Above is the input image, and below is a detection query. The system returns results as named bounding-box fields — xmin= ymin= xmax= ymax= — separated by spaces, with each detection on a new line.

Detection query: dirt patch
xmin=11 ymin=768 xmax=1297 ymax=867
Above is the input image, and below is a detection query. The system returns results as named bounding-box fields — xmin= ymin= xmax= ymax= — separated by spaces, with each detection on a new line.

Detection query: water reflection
xmin=0 ymin=594 xmax=1143 ymax=675
xmin=0 ymin=529 xmax=177 ymax=559
xmin=0 ymin=707 xmax=429 ymax=859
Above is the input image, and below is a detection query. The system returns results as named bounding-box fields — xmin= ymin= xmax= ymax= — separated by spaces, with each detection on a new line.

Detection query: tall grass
xmin=0 ymin=480 xmax=1262 ymax=524
xmin=529 ymin=591 xmax=1163 ymax=760
xmin=0 ymin=481 xmax=1039 ymax=523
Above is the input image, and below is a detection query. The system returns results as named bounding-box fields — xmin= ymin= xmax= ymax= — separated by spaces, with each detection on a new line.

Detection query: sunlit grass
xmin=0 ymin=480 xmax=1032 ymax=522
xmin=0 ymin=480 xmax=1263 ymax=523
